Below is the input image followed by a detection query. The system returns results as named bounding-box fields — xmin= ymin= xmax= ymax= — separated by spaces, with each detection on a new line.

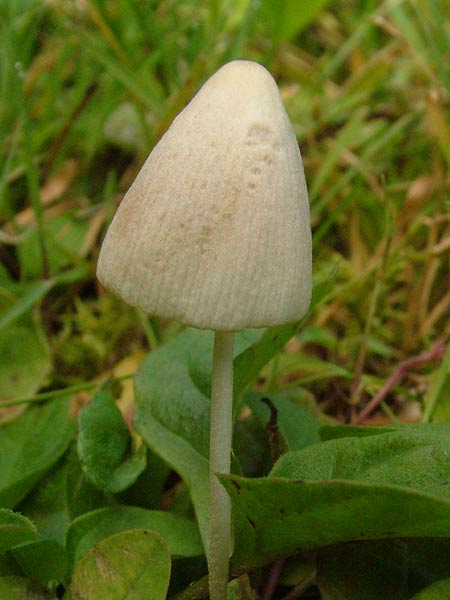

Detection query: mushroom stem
xmin=209 ymin=330 xmax=234 ymax=600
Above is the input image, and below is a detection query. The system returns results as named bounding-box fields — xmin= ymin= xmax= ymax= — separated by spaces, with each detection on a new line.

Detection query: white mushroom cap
xmin=97 ymin=60 xmax=312 ymax=331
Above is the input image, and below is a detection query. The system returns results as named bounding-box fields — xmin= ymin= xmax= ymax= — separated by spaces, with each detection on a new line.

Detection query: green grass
xmin=0 ymin=0 xmax=449 ymax=423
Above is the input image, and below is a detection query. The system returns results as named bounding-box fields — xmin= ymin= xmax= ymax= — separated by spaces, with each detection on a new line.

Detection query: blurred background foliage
xmin=0 ymin=0 xmax=449 ymax=423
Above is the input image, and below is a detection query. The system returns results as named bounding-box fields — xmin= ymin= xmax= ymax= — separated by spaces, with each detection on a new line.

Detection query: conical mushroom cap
xmin=97 ymin=60 xmax=311 ymax=331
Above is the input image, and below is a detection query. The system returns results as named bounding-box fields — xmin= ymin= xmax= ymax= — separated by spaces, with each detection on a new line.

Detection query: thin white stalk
xmin=209 ymin=330 xmax=234 ymax=600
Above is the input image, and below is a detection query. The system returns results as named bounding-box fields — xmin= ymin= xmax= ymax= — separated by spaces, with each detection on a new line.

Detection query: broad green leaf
xmin=271 ymin=424 xmax=450 ymax=497
xmin=134 ymin=327 xmax=261 ymax=550
xmin=135 ymin=325 xmax=316 ymax=550
xmin=65 ymin=448 xmax=109 ymax=521
xmin=0 ymin=399 xmax=75 ymax=508
xmin=234 ymin=272 xmax=337 ymax=403
xmin=220 ymin=475 xmax=450 ymax=569
xmin=319 ymin=424 xmax=402 ymax=441
xmin=117 ymin=448 xmax=171 ymax=510
xmin=411 ymin=578 xmax=450 ymax=600
xmin=246 ymin=392 xmax=321 ymax=452
xmin=260 ymin=0 xmax=335 ymax=42
xmin=0 ymin=315 xmax=51 ymax=405
xmin=0 ymin=509 xmax=36 ymax=551
xmin=65 ymin=506 xmax=203 ymax=567
xmin=135 ymin=329 xmax=211 ymax=551
xmin=77 ymin=386 xmax=146 ymax=494
xmin=278 ymin=553 xmax=315 ymax=586
xmin=317 ymin=539 xmax=450 ymax=600
xmin=234 ymin=324 xmax=297 ymax=400
xmin=12 ymin=538 xmax=68 ymax=587
xmin=0 ymin=576 xmax=53 ymax=599
xmin=68 ymin=529 xmax=170 ymax=600
xmin=18 ymin=459 xmax=69 ymax=544
xmin=233 ymin=413 xmax=272 ymax=477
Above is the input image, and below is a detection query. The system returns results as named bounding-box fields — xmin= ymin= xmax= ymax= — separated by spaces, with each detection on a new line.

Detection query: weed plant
xmin=0 ymin=1 xmax=449 ymax=599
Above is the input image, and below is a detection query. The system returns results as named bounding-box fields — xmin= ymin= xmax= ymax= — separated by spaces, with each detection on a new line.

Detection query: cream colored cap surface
xmin=97 ymin=60 xmax=312 ymax=331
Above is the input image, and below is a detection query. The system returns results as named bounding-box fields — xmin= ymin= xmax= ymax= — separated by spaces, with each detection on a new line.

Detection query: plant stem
xmin=281 ymin=569 xmax=317 ymax=600
xmin=261 ymin=559 xmax=285 ymax=600
xmin=1 ymin=373 xmax=133 ymax=407
xmin=134 ymin=307 xmax=160 ymax=349
xmin=209 ymin=331 xmax=234 ymax=600
xmin=353 ymin=341 xmax=446 ymax=424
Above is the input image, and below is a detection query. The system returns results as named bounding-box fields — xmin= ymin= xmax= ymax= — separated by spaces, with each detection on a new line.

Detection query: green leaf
xmin=319 ymin=424 xmax=403 ymax=441
xmin=117 ymin=448 xmax=171 ymax=510
xmin=0 ymin=553 xmax=23 ymax=578
xmin=317 ymin=539 xmax=450 ymax=600
xmin=365 ymin=334 xmax=394 ymax=358
xmin=296 ymin=325 xmax=336 ymax=349
xmin=218 ymin=425 xmax=450 ymax=571
xmin=410 ymin=578 xmax=450 ymax=600
xmin=0 ymin=315 xmax=51 ymax=405
xmin=423 ymin=342 xmax=450 ymax=423
xmin=65 ymin=506 xmax=203 ymax=568
xmin=260 ymin=0 xmax=335 ymax=42
xmin=134 ymin=326 xmax=311 ymax=551
xmin=234 ymin=325 xmax=297 ymax=400
xmin=246 ymin=392 xmax=321 ymax=452
xmin=0 ymin=576 xmax=54 ymax=599
xmin=68 ymin=529 xmax=171 ymax=600
xmin=233 ymin=273 xmax=335 ymax=403
xmin=169 ymin=556 xmax=208 ymax=597
xmin=221 ymin=475 xmax=450 ymax=569
xmin=17 ymin=459 xmax=69 ymax=544
xmin=233 ymin=413 xmax=272 ymax=477
xmin=12 ymin=538 xmax=68 ymax=587
xmin=271 ymin=424 xmax=450 ymax=497
xmin=263 ymin=353 xmax=352 ymax=385
xmin=0 ymin=280 xmax=53 ymax=332
xmin=77 ymin=385 xmax=146 ymax=494
xmin=0 ymin=399 xmax=75 ymax=508
xmin=17 ymin=215 xmax=88 ymax=280
xmin=134 ymin=327 xmax=260 ymax=551
xmin=66 ymin=448 xmax=109 ymax=521
xmin=0 ymin=509 xmax=37 ymax=552
xmin=81 ymin=31 xmax=163 ymax=112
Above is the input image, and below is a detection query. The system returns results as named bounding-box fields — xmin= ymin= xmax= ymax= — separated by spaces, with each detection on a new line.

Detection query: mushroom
xmin=97 ymin=60 xmax=311 ymax=600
